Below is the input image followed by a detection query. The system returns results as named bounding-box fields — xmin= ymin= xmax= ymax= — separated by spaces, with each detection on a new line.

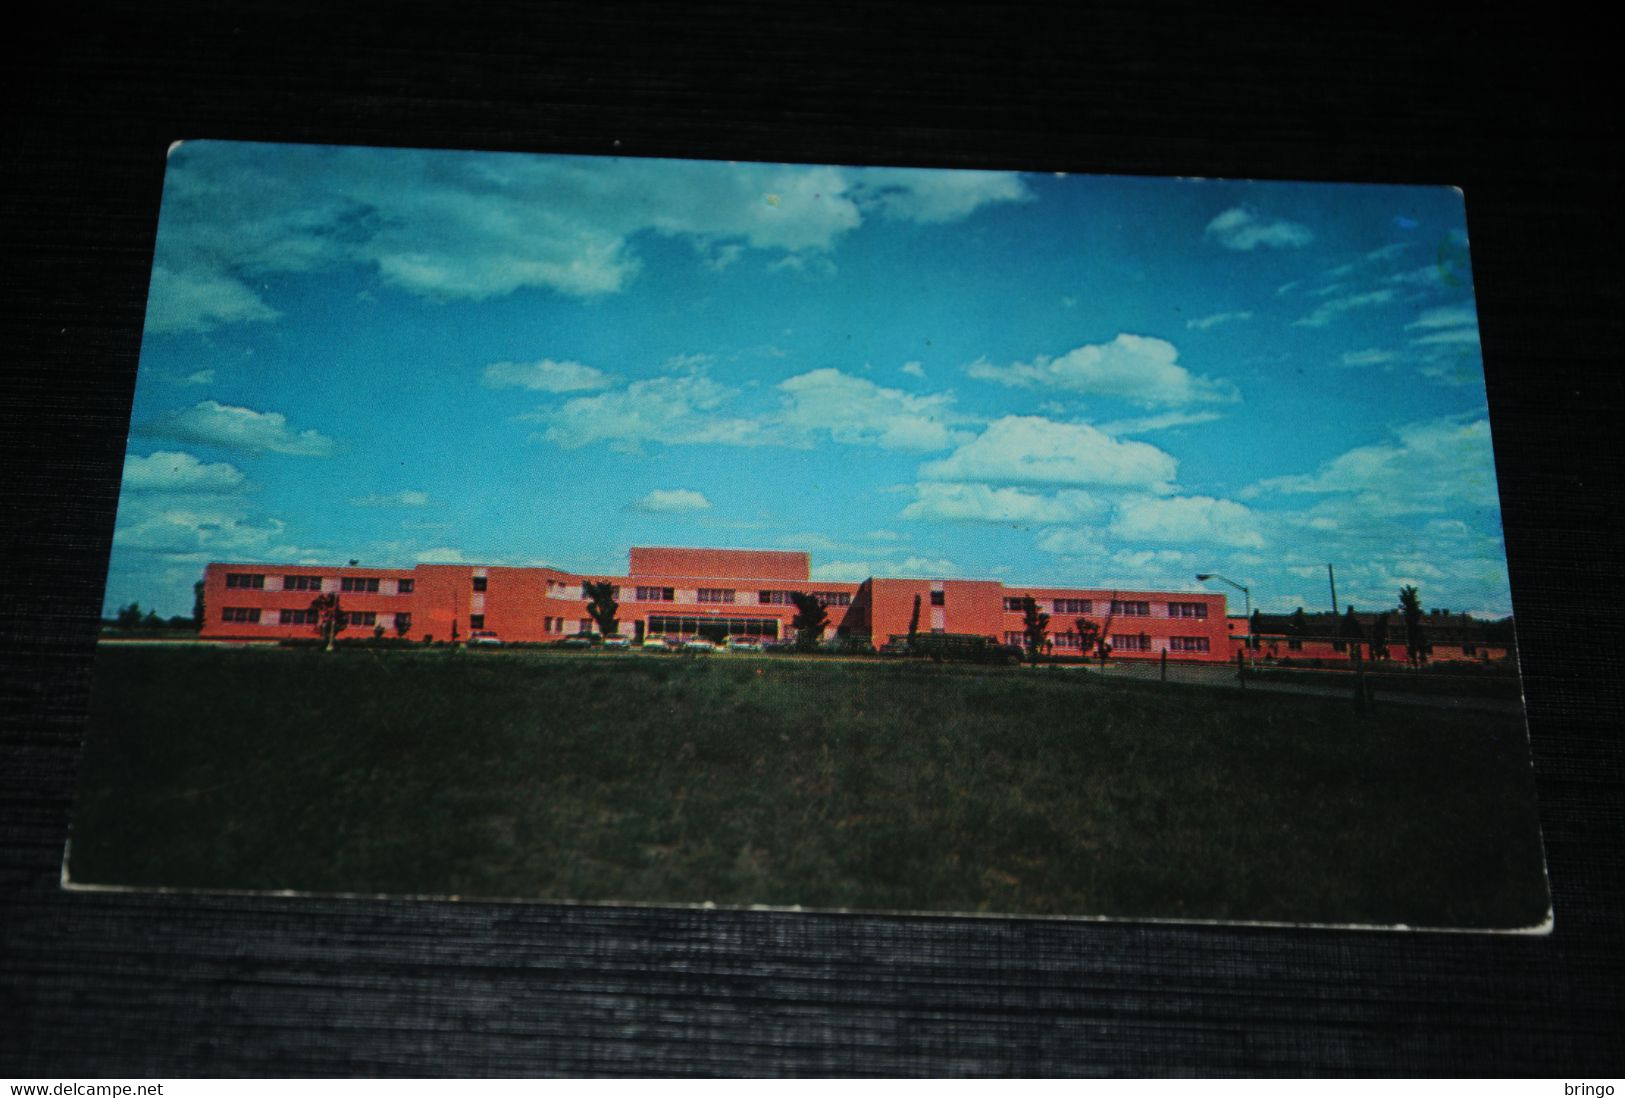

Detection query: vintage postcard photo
xmin=68 ymin=140 xmax=1549 ymax=930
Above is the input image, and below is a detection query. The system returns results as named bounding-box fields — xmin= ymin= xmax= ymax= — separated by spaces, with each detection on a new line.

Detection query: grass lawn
xmin=69 ymin=646 xmax=1550 ymax=928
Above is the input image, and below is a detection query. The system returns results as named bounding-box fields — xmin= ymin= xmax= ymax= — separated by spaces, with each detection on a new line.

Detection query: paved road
xmin=1061 ymin=659 xmax=1525 ymax=715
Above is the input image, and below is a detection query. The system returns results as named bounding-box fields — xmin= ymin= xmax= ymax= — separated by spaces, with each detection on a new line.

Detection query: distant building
xmin=1227 ymin=608 xmax=1513 ymax=665
xmin=198 ymin=545 xmax=1233 ymax=660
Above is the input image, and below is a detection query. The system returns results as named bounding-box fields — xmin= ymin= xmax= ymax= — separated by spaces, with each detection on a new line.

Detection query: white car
xmin=641 ymin=635 xmax=671 ymax=651
xmin=683 ymin=638 xmax=718 ymax=652
xmin=468 ymin=630 xmax=503 ymax=647
xmin=602 ymin=635 xmax=631 ymax=650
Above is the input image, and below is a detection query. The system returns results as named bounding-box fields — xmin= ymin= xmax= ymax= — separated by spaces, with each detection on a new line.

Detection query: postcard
xmin=68 ymin=140 xmax=1549 ymax=931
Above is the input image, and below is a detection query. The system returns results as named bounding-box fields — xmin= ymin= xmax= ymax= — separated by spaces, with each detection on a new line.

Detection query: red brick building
xmin=199 ymin=546 xmax=1232 ymax=660
xmin=1225 ymin=609 xmax=1513 ymax=665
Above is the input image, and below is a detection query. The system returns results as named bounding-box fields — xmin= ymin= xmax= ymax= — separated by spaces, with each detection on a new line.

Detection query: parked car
xmin=602 ymin=635 xmax=631 ymax=650
xmin=558 ymin=634 xmax=594 ymax=649
xmin=682 ymin=638 xmax=718 ymax=652
xmin=641 ymin=635 xmax=671 ymax=651
xmin=725 ymin=637 xmax=763 ymax=652
xmin=468 ymin=630 xmax=503 ymax=647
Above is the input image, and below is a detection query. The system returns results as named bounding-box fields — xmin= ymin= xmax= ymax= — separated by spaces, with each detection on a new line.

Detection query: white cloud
xmin=1412 ymin=328 xmax=1481 ymax=347
xmin=537 ymin=372 xmax=769 ymax=451
xmin=631 ymin=488 xmax=712 ymax=514
xmin=1364 ymin=242 xmax=1416 ymax=263
xmin=481 ymin=358 xmax=613 ymax=392
xmin=1385 ymin=264 xmax=1447 ymax=288
xmin=1109 ymin=495 xmax=1266 ymax=550
xmin=149 ymin=146 xmax=1029 ymax=331
xmin=1035 ymin=528 xmax=1108 ymax=557
xmin=1340 ymin=349 xmax=1395 ymax=367
xmin=349 ymin=490 xmax=430 ymax=507
xmin=113 ymin=497 xmax=294 ymax=556
xmin=1406 ymin=304 xmax=1479 ymax=330
xmin=142 ymin=400 xmax=334 ymax=456
xmin=183 ymin=369 xmax=215 ymax=386
xmin=965 ymin=334 xmax=1237 ymax=406
xmin=920 ymin=415 xmax=1178 ymax=490
xmin=415 ymin=546 xmax=474 ymax=563
xmin=900 ymin=556 xmax=959 ymax=575
xmin=1097 ymin=410 xmax=1223 ymax=436
xmin=1246 ymin=417 xmax=1500 ymax=514
xmin=815 ymin=556 xmax=960 ymax=580
xmin=1110 ymin=548 xmax=1196 ymax=572
xmin=144 ymin=265 xmax=280 ymax=334
xmin=1204 ymin=207 xmax=1314 ymax=251
xmin=900 ymin=361 xmax=926 ymax=378
xmin=901 ymin=483 xmax=1103 ymax=524
xmin=122 ymin=451 xmax=245 ymax=493
xmin=1293 ymin=289 xmax=1396 ymax=328
xmin=777 ymin=368 xmax=960 ymax=451
xmin=851 ymin=168 xmax=1030 ymax=223
xmin=1185 ymin=310 xmax=1253 ymax=330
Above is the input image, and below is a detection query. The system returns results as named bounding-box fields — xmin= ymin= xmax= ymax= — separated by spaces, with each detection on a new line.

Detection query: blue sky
xmin=108 ymin=140 xmax=1510 ymax=619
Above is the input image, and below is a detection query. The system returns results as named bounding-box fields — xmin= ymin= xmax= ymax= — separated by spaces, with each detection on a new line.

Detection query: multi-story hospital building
xmin=199 ymin=545 xmax=1233 ymax=660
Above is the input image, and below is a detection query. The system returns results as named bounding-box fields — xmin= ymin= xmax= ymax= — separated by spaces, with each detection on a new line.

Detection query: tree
xmin=1399 ymin=586 xmax=1428 ymax=668
xmin=1021 ymin=596 xmax=1050 ymax=664
xmin=192 ymin=580 xmax=206 ymax=631
xmin=143 ymin=610 xmax=164 ymax=629
xmin=1338 ymin=603 xmax=1366 ymax=659
xmin=395 ymin=612 xmax=411 ymax=638
xmin=1249 ymin=609 xmax=1264 ymax=650
xmin=1370 ymin=612 xmax=1391 ymax=661
xmin=789 ymin=592 xmax=830 ymax=652
xmin=1074 ymin=616 xmax=1102 ymax=659
xmin=583 ymin=581 xmax=620 ymax=638
xmin=115 ymin=602 xmax=143 ymax=629
xmin=906 ymin=593 xmax=922 ymax=654
xmin=310 ymin=592 xmax=345 ymax=651
xmin=1087 ymin=593 xmax=1120 ymax=668
xmin=1288 ymin=607 xmax=1308 ymax=636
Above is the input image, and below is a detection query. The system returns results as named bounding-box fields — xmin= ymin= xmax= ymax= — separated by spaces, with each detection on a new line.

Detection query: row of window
xmin=629 ymin=587 xmax=855 ymax=607
xmin=757 ymin=590 xmax=853 ymax=607
xmin=537 ymin=617 xmax=594 ymax=634
xmin=223 ymin=572 xmax=413 ymax=594
xmin=1000 ymin=596 xmax=1209 ymax=618
xmin=221 ymin=607 xmax=409 ymax=629
xmin=997 ymin=632 xmax=1211 ymax=653
xmin=1108 ymin=634 xmax=1208 ymax=651
xmin=1004 ymin=631 xmax=1100 ymax=649
xmin=647 ymin=615 xmax=781 ymax=638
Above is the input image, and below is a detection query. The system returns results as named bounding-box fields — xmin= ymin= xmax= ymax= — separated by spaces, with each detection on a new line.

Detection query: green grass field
xmin=69 ymin=646 xmax=1550 ymax=928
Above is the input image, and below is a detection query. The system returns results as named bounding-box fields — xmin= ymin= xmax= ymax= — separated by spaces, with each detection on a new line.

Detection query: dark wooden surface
xmin=4 ymin=2 xmax=1621 ymax=1076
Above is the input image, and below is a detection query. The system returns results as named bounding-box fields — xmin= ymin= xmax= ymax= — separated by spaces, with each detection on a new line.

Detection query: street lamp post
xmin=1196 ymin=573 xmax=1252 ymax=667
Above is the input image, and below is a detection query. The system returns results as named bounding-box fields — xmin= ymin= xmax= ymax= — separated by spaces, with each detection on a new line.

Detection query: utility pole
xmin=1327 ymin=564 xmax=1339 ymax=618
